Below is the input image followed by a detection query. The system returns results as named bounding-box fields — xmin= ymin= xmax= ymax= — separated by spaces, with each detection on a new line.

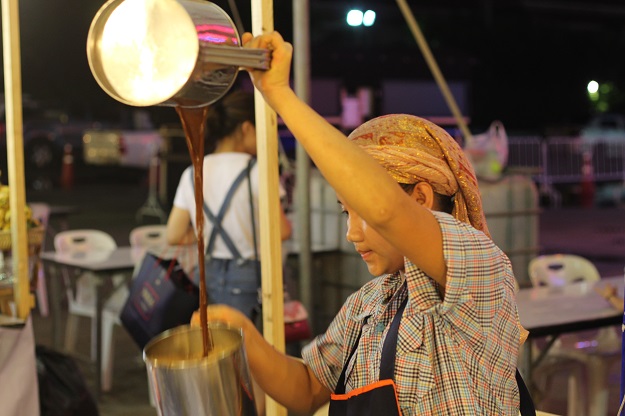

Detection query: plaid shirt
xmin=302 ymin=212 xmax=521 ymax=415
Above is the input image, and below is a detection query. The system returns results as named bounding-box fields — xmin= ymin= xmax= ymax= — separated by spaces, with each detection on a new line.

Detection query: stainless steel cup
xmin=144 ymin=324 xmax=257 ymax=416
xmin=87 ymin=0 xmax=270 ymax=108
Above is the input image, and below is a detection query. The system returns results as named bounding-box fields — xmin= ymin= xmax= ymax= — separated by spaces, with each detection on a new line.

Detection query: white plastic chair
xmin=101 ymin=224 xmax=168 ymax=393
xmin=528 ymin=254 xmax=620 ymax=416
xmin=528 ymin=254 xmax=601 ymax=287
xmin=54 ymin=229 xmax=126 ymax=392
xmin=29 ymin=202 xmax=50 ymax=316
xmin=128 ymin=224 xmax=169 ymax=265
xmin=110 ymin=224 xmax=167 ymax=406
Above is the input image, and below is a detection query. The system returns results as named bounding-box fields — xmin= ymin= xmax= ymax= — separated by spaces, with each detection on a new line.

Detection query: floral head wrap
xmin=348 ymin=114 xmax=490 ymax=237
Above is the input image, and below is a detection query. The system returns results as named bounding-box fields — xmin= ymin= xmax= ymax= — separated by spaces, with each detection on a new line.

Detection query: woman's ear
xmin=241 ymin=120 xmax=256 ymax=137
xmin=411 ymin=182 xmax=436 ymax=209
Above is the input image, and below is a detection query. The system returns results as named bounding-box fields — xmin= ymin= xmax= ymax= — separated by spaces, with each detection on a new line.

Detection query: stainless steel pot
xmin=87 ymin=0 xmax=269 ymax=108
xmin=144 ymin=324 xmax=257 ymax=416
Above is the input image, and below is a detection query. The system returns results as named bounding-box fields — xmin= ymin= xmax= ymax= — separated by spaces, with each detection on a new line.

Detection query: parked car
xmin=0 ymin=97 xmax=105 ymax=188
xmin=82 ymin=129 xmax=164 ymax=168
xmin=580 ymin=113 xmax=625 ymax=154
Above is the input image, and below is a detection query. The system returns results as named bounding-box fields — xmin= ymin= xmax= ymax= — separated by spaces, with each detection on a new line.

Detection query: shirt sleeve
xmin=172 ymin=166 xmax=193 ymax=210
xmin=429 ymin=212 xmax=519 ymax=348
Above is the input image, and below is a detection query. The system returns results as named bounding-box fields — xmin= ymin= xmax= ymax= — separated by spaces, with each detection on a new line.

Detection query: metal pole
xmin=292 ymin=0 xmax=313 ymax=328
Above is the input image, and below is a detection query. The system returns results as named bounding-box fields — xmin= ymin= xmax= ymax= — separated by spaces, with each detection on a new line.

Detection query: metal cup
xmin=144 ymin=324 xmax=257 ymax=416
xmin=87 ymin=0 xmax=270 ymax=108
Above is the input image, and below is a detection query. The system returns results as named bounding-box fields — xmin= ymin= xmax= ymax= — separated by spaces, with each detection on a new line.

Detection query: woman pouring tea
xmin=192 ymin=31 xmax=528 ymax=415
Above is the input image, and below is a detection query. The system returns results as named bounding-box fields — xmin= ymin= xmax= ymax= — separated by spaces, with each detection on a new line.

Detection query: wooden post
xmin=395 ymin=0 xmax=473 ymax=146
xmin=250 ymin=1 xmax=287 ymax=415
xmin=2 ymin=0 xmax=33 ymax=320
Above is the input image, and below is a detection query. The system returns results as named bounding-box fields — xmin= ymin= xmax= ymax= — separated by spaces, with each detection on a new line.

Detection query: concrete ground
xmin=22 ymin=178 xmax=625 ymax=416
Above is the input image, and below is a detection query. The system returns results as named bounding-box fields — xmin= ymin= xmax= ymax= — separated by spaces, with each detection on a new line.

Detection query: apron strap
xmin=516 ymin=369 xmax=536 ymax=416
xmin=379 ymin=296 xmax=408 ymax=380
xmin=332 ymin=295 xmax=536 ymax=415
xmin=334 ymin=334 xmax=359 ymax=395
xmin=334 ymin=295 xmax=408 ymax=394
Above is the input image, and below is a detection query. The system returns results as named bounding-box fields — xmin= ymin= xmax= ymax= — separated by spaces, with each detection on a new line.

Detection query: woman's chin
xmin=365 ymin=263 xmax=384 ymax=277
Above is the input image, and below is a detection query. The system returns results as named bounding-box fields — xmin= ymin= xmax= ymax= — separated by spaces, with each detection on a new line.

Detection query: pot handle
xmin=200 ymin=43 xmax=271 ymax=70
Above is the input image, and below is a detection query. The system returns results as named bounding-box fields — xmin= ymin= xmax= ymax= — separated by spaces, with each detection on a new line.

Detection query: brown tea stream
xmin=176 ymin=105 xmax=213 ymax=356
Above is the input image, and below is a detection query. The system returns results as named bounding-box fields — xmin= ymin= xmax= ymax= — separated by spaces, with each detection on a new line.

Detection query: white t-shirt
xmin=173 ymin=152 xmax=285 ymax=260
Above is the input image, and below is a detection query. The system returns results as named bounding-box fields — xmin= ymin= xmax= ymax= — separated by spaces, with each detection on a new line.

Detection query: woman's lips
xmin=358 ymin=250 xmax=373 ymax=261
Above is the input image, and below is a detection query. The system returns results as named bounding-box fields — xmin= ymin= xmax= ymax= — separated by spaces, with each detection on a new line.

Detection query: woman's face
xmin=338 ymin=195 xmax=405 ymax=277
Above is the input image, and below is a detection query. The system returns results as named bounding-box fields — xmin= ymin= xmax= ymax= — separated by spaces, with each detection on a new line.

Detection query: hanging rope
xmin=228 ymin=0 xmax=246 ymax=36
xmin=394 ymin=0 xmax=473 ymax=147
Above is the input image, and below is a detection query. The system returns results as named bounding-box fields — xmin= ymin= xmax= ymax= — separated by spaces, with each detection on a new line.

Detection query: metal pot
xmin=87 ymin=0 xmax=269 ymax=108
xmin=144 ymin=324 xmax=257 ymax=416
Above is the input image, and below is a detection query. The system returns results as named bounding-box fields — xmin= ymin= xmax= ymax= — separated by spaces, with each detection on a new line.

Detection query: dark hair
xmin=398 ymin=182 xmax=454 ymax=215
xmin=205 ymin=89 xmax=255 ymax=153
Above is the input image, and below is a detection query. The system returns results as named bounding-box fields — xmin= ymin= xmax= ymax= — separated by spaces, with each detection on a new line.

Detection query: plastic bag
xmin=251 ymin=293 xmax=313 ymax=343
xmin=283 ymin=299 xmax=312 ymax=343
xmin=36 ymin=345 xmax=100 ymax=416
xmin=465 ymin=120 xmax=509 ymax=181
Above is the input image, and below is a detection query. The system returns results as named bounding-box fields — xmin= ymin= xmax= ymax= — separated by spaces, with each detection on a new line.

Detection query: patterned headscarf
xmin=348 ymin=114 xmax=490 ymax=238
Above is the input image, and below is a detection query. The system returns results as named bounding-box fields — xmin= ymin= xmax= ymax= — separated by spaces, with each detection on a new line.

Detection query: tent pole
xmin=2 ymin=0 xmax=33 ymax=320
xmin=250 ymin=0 xmax=287 ymax=415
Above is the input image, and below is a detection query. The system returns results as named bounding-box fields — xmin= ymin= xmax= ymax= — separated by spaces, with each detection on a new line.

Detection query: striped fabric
xmin=303 ymin=212 xmax=521 ymax=415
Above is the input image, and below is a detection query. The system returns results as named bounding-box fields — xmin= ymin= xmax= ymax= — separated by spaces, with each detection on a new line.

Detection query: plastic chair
xmin=528 ymin=254 xmax=620 ymax=416
xmin=101 ymin=224 xmax=168 ymax=393
xmin=54 ymin=229 xmax=126 ymax=392
xmin=102 ymin=225 xmax=167 ymax=406
xmin=28 ymin=202 xmax=51 ymax=316
xmin=111 ymin=226 xmax=194 ymax=397
xmin=128 ymin=224 xmax=168 ymax=265
xmin=528 ymin=254 xmax=600 ymax=287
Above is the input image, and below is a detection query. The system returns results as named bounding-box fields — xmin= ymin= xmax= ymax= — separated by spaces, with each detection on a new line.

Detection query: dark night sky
xmin=3 ymin=0 xmax=625 ymax=134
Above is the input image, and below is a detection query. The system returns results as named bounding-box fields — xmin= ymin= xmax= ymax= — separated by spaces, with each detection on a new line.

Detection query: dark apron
xmin=329 ymin=297 xmax=407 ymax=416
xmin=328 ymin=296 xmax=536 ymax=416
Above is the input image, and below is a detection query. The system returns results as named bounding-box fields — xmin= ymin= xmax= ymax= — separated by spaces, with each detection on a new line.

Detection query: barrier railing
xmin=507 ymin=136 xmax=625 ymax=205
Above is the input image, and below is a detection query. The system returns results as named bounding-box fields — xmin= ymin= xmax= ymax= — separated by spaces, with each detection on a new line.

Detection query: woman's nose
xmin=345 ymin=213 xmax=364 ymax=243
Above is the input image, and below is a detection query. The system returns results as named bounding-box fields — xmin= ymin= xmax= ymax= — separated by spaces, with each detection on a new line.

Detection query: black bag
xmin=36 ymin=345 xmax=100 ymax=416
xmin=120 ymin=252 xmax=199 ymax=350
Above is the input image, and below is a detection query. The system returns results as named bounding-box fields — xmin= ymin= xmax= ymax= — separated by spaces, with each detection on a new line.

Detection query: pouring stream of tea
xmin=176 ymin=105 xmax=213 ymax=356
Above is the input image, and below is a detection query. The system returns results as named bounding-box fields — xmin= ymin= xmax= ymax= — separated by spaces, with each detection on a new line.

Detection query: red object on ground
xmin=60 ymin=144 xmax=74 ymax=190
xmin=580 ymin=151 xmax=595 ymax=208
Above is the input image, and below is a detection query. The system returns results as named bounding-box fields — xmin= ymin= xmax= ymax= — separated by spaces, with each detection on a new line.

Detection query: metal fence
xmin=507 ymin=136 xmax=625 ymax=205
